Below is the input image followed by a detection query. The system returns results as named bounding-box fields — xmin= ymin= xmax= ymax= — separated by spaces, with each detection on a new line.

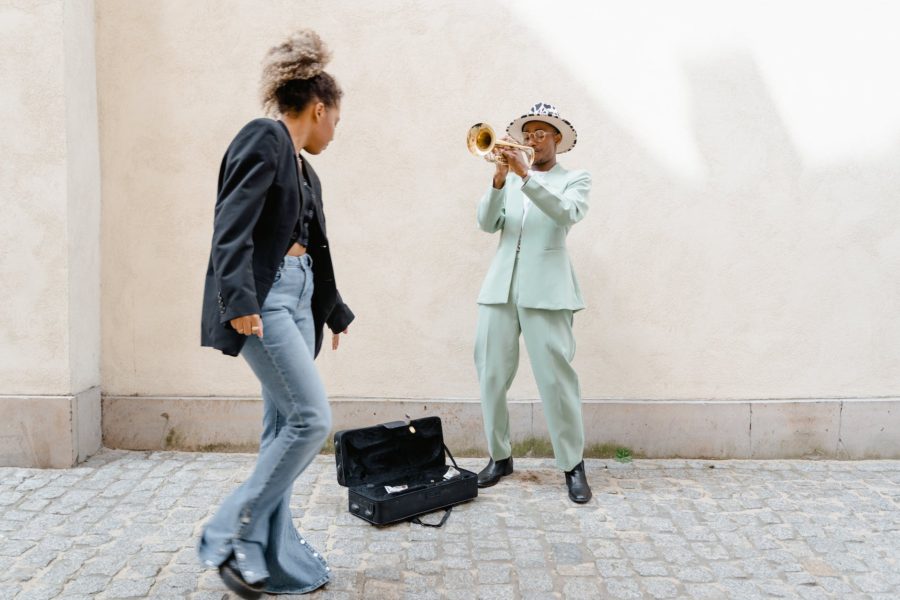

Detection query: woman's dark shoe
xmin=219 ymin=558 xmax=266 ymax=600
xmin=565 ymin=461 xmax=592 ymax=503
xmin=477 ymin=457 xmax=514 ymax=488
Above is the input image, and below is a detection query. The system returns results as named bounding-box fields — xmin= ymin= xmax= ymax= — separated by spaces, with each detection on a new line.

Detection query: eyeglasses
xmin=520 ymin=130 xmax=552 ymax=143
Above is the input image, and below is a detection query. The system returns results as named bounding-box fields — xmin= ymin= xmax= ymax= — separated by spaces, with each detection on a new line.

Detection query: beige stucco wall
xmin=2 ymin=0 xmax=70 ymax=394
xmin=95 ymin=1 xmax=900 ymax=404
xmin=1 ymin=0 xmax=100 ymax=394
xmin=0 ymin=0 xmax=101 ymax=466
xmin=1 ymin=0 xmax=897 ymax=462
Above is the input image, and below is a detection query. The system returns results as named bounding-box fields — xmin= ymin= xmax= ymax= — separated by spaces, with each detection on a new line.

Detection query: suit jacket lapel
xmin=276 ymin=120 xmax=305 ymax=224
xmin=544 ymin=163 xmax=565 ymax=190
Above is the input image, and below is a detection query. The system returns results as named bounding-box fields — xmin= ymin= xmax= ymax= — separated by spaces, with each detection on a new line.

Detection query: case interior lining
xmin=340 ymin=417 xmax=446 ymax=487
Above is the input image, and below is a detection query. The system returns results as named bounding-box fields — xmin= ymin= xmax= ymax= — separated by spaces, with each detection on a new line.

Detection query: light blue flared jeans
xmin=198 ymin=254 xmax=331 ymax=594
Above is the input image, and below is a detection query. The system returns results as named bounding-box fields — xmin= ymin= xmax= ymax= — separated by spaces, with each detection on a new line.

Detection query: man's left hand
xmin=499 ymin=147 xmax=530 ymax=178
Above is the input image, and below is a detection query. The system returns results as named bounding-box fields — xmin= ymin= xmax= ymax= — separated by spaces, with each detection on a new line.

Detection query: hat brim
xmin=506 ymin=115 xmax=577 ymax=153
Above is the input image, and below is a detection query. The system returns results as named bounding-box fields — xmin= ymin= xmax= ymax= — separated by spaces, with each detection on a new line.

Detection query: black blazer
xmin=201 ymin=118 xmax=354 ymax=358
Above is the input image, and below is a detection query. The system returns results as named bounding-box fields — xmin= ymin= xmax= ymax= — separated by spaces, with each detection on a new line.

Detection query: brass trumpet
xmin=467 ymin=123 xmax=535 ymax=166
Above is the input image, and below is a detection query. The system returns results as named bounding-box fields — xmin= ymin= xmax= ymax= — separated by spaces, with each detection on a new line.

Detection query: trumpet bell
xmin=467 ymin=123 xmax=495 ymax=156
xmin=467 ymin=122 xmax=535 ymax=165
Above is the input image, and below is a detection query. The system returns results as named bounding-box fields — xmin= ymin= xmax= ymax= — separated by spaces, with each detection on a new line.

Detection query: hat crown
xmin=527 ymin=102 xmax=561 ymax=118
xmin=507 ymin=101 xmax=577 ymax=153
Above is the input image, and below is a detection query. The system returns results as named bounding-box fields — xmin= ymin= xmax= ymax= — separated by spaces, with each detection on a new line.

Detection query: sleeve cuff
xmin=327 ymin=303 xmax=355 ymax=333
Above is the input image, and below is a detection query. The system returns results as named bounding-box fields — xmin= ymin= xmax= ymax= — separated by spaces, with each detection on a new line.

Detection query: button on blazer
xmin=201 ymin=118 xmax=354 ymax=357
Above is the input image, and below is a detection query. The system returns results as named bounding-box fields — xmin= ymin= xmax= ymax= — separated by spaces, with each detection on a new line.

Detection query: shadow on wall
xmin=572 ymin=51 xmax=900 ymax=399
xmin=95 ymin=1 xmax=900 ymax=405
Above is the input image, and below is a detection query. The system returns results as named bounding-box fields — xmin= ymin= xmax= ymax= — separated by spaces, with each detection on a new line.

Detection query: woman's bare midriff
xmin=287 ymin=243 xmax=307 ymax=257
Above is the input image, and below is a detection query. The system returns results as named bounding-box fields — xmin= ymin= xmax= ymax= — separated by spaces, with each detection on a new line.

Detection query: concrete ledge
xmin=838 ymin=400 xmax=900 ymax=459
xmin=101 ymin=396 xmax=900 ymax=459
xmin=578 ymin=400 xmax=752 ymax=459
xmin=102 ymin=396 xmax=264 ymax=452
xmin=0 ymin=387 xmax=101 ymax=467
xmin=750 ymin=401 xmax=841 ymax=458
xmin=74 ymin=387 xmax=102 ymax=462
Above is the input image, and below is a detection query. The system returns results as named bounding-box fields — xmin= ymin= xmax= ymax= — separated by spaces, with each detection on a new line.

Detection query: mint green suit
xmin=474 ymin=164 xmax=591 ymax=471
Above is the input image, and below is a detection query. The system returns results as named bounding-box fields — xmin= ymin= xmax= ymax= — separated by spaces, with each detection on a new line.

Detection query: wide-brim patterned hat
xmin=507 ymin=102 xmax=577 ymax=153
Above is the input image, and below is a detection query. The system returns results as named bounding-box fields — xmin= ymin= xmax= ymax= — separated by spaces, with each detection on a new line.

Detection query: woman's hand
xmin=332 ymin=326 xmax=349 ymax=350
xmin=230 ymin=314 xmax=263 ymax=338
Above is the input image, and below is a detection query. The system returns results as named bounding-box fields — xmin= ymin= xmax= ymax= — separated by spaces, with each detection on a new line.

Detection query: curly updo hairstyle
xmin=260 ymin=29 xmax=343 ymax=116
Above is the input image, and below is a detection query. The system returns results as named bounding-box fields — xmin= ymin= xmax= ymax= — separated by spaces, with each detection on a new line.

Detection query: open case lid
xmin=334 ymin=416 xmax=446 ymax=487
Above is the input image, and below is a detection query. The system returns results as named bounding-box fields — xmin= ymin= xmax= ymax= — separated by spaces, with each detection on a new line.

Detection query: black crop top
xmin=289 ymin=156 xmax=317 ymax=248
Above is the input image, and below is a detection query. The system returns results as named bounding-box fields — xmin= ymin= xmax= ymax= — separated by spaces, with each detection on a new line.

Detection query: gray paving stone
xmin=0 ymin=491 xmax=23 ymax=505
xmin=35 ymin=559 xmax=84 ymax=586
xmin=408 ymin=541 xmax=437 ymax=561
xmin=643 ymin=577 xmax=680 ymax=598
xmin=400 ymin=573 xmax=438 ymax=594
xmin=511 ymin=551 xmax=545 ymax=568
xmin=473 ymin=548 xmax=511 ymax=560
xmin=0 ymin=539 xmax=35 ymax=557
xmin=81 ymin=555 xmax=128 ymax=577
xmin=475 ymin=584 xmax=514 ymax=600
xmin=441 ymin=556 xmax=472 ymax=569
xmin=633 ymin=561 xmax=669 ymax=577
xmin=853 ymin=573 xmax=894 ymax=593
xmin=477 ymin=564 xmax=511 ymax=584
xmin=562 ymin=577 xmax=601 ymax=599
xmin=720 ymin=577 xmax=765 ymax=598
xmin=624 ymin=541 xmax=656 ymax=559
xmin=188 ymin=593 xmax=227 ymax=600
xmin=710 ymin=561 xmax=747 ymax=579
xmin=408 ymin=559 xmax=442 ymax=575
xmin=551 ymin=542 xmax=585 ymax=564
xmin=596 ymin=558 xmax=634 ymax=578
xmin=604 ymin=578 xmax=642 ymax=599
xmin=62 ymin=575 xmax=111 ymax=595
xmin=1 ymin=451 xmax=899 ymax=598
xmin=796 ymin=584 xmax=832 ymax=600
xmin=15 ymin=585 xmax=63 ymax=600
xmin=98 ymin=577 xmax=154 ymax=598
xmin=516 ymin=568 xmax=553 ymax=592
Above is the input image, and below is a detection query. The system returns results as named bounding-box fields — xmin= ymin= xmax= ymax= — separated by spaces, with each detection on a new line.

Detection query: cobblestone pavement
xmin=0 ymin=450 xmax=898 ymax=599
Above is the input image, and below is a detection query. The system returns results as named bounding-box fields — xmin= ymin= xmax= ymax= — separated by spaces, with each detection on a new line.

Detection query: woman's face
xmin=305 ymin=101 xmax=341 ymax=154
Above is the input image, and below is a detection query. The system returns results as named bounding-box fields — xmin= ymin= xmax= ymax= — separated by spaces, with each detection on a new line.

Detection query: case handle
xmin=442 ymin=443 xmax=461 ymax=470
xmin=409 ymin=444 xmax=462 ymax=528
xmin=409 ymin=506 xmax=453 ymax=528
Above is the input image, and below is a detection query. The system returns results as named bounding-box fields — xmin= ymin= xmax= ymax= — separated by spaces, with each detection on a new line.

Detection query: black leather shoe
xmin=565 ymin=461 xmax=592 ymax=503
xmin=219 ymin=557 xmax=265 ymax=600
xmin=477 ymin=457 xmax=514 ymax=488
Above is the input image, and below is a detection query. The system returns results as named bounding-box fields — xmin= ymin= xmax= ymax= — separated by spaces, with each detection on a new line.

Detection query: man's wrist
xmin=521 ymin=169 xmax=534 ymax=184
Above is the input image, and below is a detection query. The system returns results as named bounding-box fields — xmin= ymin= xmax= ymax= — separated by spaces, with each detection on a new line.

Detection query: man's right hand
xmin=230 ymin=314 xmax=263 ymax=338
xmin=491 ymin=135 xmax=521 ymax=188
xmin=492 ymin=154 xmax=509 ymax=189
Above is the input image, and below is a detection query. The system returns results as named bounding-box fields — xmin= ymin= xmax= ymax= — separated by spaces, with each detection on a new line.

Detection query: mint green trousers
xmin=474 ymin=261 xmax=585 ymax=472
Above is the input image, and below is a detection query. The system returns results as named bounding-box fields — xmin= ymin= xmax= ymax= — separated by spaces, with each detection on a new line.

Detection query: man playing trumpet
xmin=473 ymin=102 xmax=592 ymax=503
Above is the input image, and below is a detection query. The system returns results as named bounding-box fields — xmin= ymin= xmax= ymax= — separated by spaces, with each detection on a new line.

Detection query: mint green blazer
xmin=476 ymin=164 xmax=591 ymax=311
